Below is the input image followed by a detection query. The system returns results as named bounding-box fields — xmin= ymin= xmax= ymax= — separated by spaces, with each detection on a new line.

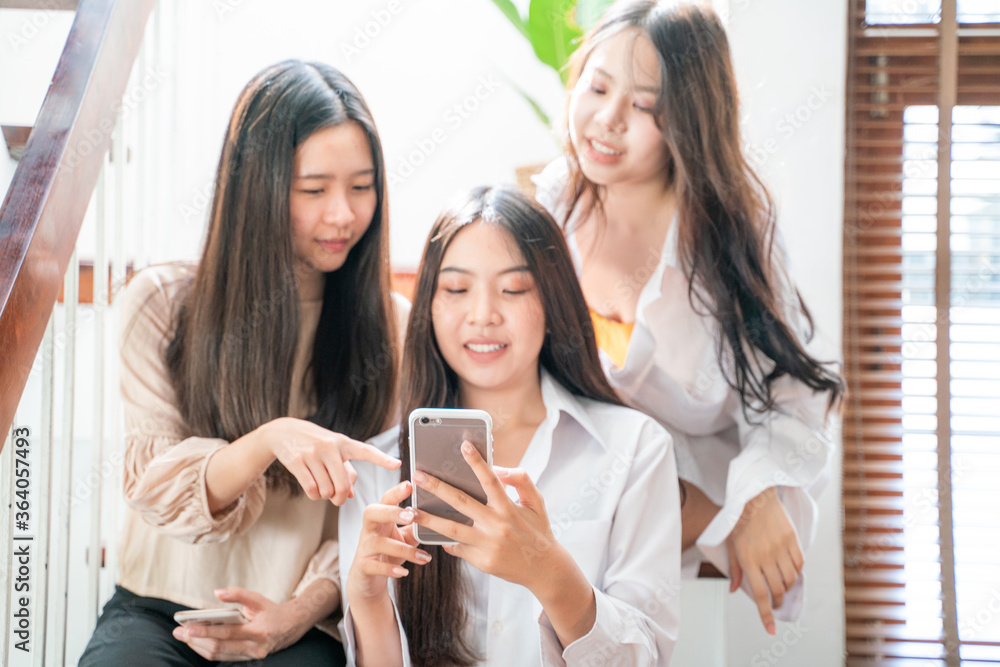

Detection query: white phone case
xmin=408 ymin=408 xmax=493 ymax=545
xmin=173 ymin=608 xmax=248 ymax=626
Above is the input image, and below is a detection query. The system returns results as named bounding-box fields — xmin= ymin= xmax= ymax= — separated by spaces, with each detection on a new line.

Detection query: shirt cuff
xmin=196 ymin=444 xmax=268 ymax=539
xmin=698 ymin=450 xmax=802 ymax=548
xmin=291 ymin=543 xmax=342 ymax=640
xmin=537 ymin=587 xmax=656 ymax=666
xmin=292 ymin=539 xmax=340 ymax=598
xmin=695 ymin=455 xmax=814 ymax=623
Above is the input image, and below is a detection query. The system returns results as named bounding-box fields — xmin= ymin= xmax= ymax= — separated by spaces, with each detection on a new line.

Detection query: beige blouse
xmin=115 ymin=263 xmax=341 ymax=619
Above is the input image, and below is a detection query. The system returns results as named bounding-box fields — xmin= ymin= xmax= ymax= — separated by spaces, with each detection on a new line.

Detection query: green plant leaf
xmin=496 ymin=70 xmax=554 ymax=132
xmin=512 ymin=83 xmax=552 ymax=127
xmin=487 ymin=0 xmax=530 ymax=39
xmin=527 ymin=0 xmax=584 ymax=85
xmin=576 ymin=0 xmax=616 ymax=30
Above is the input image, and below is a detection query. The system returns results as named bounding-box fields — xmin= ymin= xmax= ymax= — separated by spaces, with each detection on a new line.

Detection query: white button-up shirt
xmin=338 ymin=371 xmax=681 ymax=666
xmin=534 ymin=158 xmax=839 ymax=620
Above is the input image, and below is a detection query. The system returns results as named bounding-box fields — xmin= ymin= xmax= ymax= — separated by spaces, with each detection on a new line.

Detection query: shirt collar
xmin=661 ymin=210 xmax=680 ymax=268
xmin=539 ymin=369 xmax=610 ymax=452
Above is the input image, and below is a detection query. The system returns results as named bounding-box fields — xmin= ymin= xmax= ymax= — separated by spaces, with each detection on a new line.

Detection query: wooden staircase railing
xmin=0 ymin=0 xmax=156 ymax=450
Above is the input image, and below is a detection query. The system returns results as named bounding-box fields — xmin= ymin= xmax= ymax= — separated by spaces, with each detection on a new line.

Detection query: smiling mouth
xmin=589 ymin=139 xmax=623 ymax=156
xmin=465 ymin=343 xmax=507 ymax=353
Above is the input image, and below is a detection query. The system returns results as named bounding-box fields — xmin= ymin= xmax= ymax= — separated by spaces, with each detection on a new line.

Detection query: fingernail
xmin=461 ymin=441 xmax=473 ymax=454
xmin=413 ymin=470 xmax=427 ymax=483
xmin=393 ymin=566 xmax=409 ymax=577
xmin=399 ymin=509 xmax=414 ymax=522
xmin=767 ymin=622 xmax=776 ymax=636
xmin=494 ymin=466 xmax=508 ymax=477
xmin=214 ymin=588 xmax=226 ymax=596
xmin=172 ymin=627 xmax=184 ymax=640
xmin=415 ymin=550 xmax=432 ymax=563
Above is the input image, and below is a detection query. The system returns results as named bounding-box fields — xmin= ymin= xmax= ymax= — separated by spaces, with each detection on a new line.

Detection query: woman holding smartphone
xmin=533 ymin=1 xmax=844 ymax=632
xmin=80 ymin=61 xmax=404 ymax=666
xmin=339 ymin=185 xmax=680 ymax=666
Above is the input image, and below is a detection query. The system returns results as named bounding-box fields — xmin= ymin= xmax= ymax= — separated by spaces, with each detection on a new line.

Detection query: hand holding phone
xmin=408 ymin=408 xmax=493 ymax=545
xmin=409 ymin=438 xmax=572 ymax=596
xmin=347 ymin=480 xmax=432 ymax=603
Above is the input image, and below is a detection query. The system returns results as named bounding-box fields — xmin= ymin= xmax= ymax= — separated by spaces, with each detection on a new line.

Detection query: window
xmin=865 ymin=0 xmax=1000 ymax=25
xmin=844 ymin=0 xmax=1000 ymax=664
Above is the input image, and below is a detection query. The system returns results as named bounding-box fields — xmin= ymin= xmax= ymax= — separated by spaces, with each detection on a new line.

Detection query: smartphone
xmin=173 ymin=608 xmax=248 ymax=627
xmin=408 ymin=408 xmax=493 ymax=545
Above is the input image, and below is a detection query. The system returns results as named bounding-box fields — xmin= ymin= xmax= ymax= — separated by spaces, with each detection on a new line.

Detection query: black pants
xmin=79 ymin=586 xmax=346 ymax=666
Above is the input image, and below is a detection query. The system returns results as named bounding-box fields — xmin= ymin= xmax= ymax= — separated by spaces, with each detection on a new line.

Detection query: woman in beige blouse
xmin=79 ymin=61 xmax=405 ymax=666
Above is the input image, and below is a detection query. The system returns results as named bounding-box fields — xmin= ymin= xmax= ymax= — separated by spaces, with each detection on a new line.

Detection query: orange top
xmin=589 ymin=309 xmax=634 ymax=369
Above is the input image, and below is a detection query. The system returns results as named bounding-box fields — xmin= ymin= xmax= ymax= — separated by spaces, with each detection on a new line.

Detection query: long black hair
xmin=165 ymin=60 xmax=398 ymax=490
xmin=564 ymin=2 xmax=843 ymax=420
xmin=395 ymin=185 xmax=623 ymax=665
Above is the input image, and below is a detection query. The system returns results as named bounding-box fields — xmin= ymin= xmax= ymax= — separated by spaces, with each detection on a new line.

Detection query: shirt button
xmin=492 ymin=621 xmax=503 ymax=634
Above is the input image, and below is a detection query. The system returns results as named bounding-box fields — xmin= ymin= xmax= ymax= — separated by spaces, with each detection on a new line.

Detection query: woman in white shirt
xmin=533 ymin=1 xmax=844 ymax=633
xmin=339 ymin=185 xmax=680 ymax=666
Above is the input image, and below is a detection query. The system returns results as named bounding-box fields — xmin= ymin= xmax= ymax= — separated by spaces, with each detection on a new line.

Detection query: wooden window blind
xmin=843 ymin=0 xmax=1000 ymax=664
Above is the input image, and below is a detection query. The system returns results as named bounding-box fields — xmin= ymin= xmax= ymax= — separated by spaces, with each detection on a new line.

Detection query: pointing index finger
xmin=746 ymin=568 xmax=777 ymax=635
xmin=344 ymin=440 xmax=402 ymax=470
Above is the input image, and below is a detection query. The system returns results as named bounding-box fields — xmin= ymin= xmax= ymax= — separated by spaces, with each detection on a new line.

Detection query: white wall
xmin=0 ymin=9 xmax=74 ymax=126
xmin=0 ymin=9 xmax=75 ymax=196
xmin=724 ymin=0 xmax=847 ymax=665
xmin=154 ymin=0 xmax=568 ymax=270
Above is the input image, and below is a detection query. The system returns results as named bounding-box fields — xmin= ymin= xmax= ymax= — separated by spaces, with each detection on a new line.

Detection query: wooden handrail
xmin=0 ymin=0 xmax=156 ymax=449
